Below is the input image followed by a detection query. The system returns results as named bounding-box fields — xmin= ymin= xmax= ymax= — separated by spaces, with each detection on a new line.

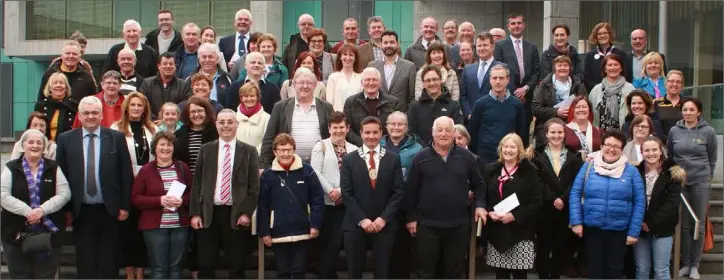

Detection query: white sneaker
xmin=689 ymin=267 xmax=700 ymax=279
xmin=679 ymin=266 xmax=690 ymax=277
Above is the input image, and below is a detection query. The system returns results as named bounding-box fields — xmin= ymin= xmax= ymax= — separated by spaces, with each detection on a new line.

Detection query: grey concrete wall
xmin=543 ymin=1 xmax=580 ymax=49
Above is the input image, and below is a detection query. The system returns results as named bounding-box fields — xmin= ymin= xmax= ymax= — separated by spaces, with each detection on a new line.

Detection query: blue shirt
xmin=178 ymin=51 xmax=198 ymax=79
xmin=210 ymin=72 xmax=221 ymax=101
xmin=488 ymin=90 xmax=511 ymax=102
xmin=82 ymin=127 xmax=103 ymax=204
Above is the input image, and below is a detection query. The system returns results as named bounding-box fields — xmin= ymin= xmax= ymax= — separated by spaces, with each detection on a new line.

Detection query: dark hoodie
xmin=404 ymin=35 xmax=449 ymax=70
xmin=37 ymin=60 xmax=97 ymax=102
xmin=407 ymin=86 xmax=463 ymax=145
xmin=539 ymin=44 xmax=584 ymax=82
xmin=667 ymin=119 xmax=718 ymax=185
xmin=636 ymin=160 xmax=685 ymax=237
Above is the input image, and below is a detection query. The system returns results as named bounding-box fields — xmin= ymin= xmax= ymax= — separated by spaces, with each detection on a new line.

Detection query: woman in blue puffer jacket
xmin=569 ymin=129 xmax=646 ymax=279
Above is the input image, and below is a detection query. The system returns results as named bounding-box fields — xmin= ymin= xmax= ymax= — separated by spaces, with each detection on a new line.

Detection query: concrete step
xmin=710 ymin=183 xmax=723 ymax=201
xmin=710 ymin=200 xmax=723 ymax=218
xmin=711 ymin=217 xmax=723 ymax=235
xmin=700 ymin=253 xmax=724 ymax=275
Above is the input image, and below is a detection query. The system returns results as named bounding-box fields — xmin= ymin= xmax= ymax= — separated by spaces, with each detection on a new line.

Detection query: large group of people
xmin=0 ymin=7 xmax=719 ymax=280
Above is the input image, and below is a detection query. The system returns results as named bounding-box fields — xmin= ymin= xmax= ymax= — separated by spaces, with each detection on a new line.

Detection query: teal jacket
xmin=157 ymin=121 xmax=183 ymax=133
xmin=380 ymin=134 xmax=423 ymax=181
xmin=236 ymin=56 xmax=288 ymax=88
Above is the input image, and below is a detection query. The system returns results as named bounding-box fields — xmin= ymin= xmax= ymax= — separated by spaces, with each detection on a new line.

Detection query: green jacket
xmin=236 ymin=56 xmax=288 ymax=88
xmin=380 ymin=134 xmax=423 ymax=181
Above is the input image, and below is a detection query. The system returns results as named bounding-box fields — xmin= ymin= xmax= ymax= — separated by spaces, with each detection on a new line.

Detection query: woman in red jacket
xmin=132 ymin=131 xmax=193 ymax=279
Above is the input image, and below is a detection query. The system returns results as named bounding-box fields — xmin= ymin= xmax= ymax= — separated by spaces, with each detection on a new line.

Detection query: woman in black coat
xmin=529 ymin=118 xmax=584 ymax=279
xmin=582 ymin=23 xmax=628 ymax=91
xmin=633 ymin=136 xmax=684 ymax=279
xmin=35 ymin=72 xmax=79 ymax=142
xmin=481 ymin=133 xmax=542 ymax=279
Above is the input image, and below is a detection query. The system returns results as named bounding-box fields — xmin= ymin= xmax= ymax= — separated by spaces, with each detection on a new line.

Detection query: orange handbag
xmin=704 ymin=205 xmax=714 ymax=252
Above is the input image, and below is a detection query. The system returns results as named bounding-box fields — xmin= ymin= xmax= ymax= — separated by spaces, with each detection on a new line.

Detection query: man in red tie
xmin=189 ymin=109 xmax=260 ymax=278
xmin=340 ymin=116 xmax=405 ymax=278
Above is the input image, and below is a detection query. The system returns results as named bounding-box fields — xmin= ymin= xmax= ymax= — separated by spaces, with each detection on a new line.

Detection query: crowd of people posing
xmin=0 ymin=7 xmax=719 ymax=280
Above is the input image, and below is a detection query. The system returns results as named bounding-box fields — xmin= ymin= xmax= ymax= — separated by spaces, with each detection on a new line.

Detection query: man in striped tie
xmin=190 ymin=109 xmax=260 ymax=279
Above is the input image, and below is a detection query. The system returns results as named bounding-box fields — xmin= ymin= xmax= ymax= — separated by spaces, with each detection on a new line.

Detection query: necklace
xmin=133 ymin=131 xmax=148 ymax=161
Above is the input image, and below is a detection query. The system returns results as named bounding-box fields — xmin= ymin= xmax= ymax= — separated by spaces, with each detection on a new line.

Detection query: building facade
xmin=1 ymin=0 xmax=722 ymax=138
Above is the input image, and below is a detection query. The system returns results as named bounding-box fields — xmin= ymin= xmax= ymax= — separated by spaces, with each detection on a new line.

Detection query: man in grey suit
xmin=494 ymin=13 xmax=540 ymax=146
xmin=368 ymin=30 xmax=416 ymax=112
xmin=260 ymin=67 xmax=334 ymax=168
xmin=189 ymin=109 xmax=259 ymax=279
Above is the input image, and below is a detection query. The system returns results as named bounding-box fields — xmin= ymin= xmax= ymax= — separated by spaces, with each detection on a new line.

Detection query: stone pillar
xmin=542 ymin=1 xmax=580 ymax=50
xmin=250 ymin=1 xmax=283 ymax=42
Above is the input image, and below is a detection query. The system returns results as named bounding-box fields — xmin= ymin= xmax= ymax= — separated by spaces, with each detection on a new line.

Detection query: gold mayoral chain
xmin=368 ymin=168 xmax=378 ymax=180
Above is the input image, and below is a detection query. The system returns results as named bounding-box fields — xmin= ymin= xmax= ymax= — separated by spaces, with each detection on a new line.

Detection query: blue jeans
xmin=143 ymin=227 xmax=189 ymax=279
xmin=633 ymin=235 xmax=673 ymax=279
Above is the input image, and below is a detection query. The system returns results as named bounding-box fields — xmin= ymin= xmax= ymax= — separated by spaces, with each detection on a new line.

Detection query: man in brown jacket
xmin=190 ymin=109 xmax=260 ymax=279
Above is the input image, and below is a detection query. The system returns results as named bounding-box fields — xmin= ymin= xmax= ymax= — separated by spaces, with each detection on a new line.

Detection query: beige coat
xmin=325 ymin=71 xmax=363 ymax=111
xmin=235 ymin=109 xmax=271 ymax=154
xmin=414 ymin=65 xmax=460 ymax=101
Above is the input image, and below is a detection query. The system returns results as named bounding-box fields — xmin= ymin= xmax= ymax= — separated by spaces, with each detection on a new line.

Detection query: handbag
xmin=704 ymin=205 xmax=714 ymax=252
xmin=17 ymin=225 xmax=52 ymax=254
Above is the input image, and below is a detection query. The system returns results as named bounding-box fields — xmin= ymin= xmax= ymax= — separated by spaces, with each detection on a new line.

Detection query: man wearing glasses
xmin=56 ymin=95 xmax=134 ymax=278
xmin=260 ymin=67 xmax=334 ymax=169
xmin=281 ymin=14 xmax=332 ymax=72
xmin=343 ymin=67 xmax=401 ymax=146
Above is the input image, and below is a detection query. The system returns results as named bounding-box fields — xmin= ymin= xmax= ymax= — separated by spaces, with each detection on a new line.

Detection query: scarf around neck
xmin=566 ymin=121 xmax=593 ymax=155
xmin=22 ymin=157 xmax=58 ymax=233
xmin=553 ymin=76 xmax=572 ymax=103
xmin=593 ymin=151 xmax=628 ymax=178
xmin=601 ymin=76 xmax=626 ymax=124
xmin=238 ymin=102 xmax=262 ymax=118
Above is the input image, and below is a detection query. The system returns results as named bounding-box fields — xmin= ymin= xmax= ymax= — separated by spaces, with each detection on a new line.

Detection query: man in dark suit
xmin=340 ymin=116 xmax=404 ymax=279
xmin=494 ymin=13 xmax=540 ymax=144
xmin=219 ymin=9 xmax=253 ymax=70
xmin=368 ymin=30 xmax=416 ymax=112
xmin=460 ymin=33 xmax=516 ymax=120
xmin=189 ymin=109 xmax=260 ymax=279
xmin=626 ymin=28 xmax=667 ymax=83
xmin=55 ymin=95 xmax=134 ymax=279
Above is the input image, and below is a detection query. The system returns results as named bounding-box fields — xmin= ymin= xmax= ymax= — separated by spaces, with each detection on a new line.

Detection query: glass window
xmin=579 ymin=1 xmax=659 ymax=51
xmin=322 ymin=1 xmax=375 ymax=43
xmin=26 ymin=1 xmax=68 ymax=40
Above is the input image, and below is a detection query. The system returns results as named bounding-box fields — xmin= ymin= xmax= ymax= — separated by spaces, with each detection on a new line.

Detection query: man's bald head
xmin=489 ymin=28 xmax=507 ymax=42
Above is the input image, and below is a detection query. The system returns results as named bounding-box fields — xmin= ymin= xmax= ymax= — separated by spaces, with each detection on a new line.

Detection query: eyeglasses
xmin=309 ymin=40 xmax=324 ymax=44
xmin=190 ymin=109 xmax=205 ymax=116
xmin=294 ymin=81 xmax=316 ymax=87
xmin=423 ymin=78 xmax=441 ymax=84
xmin=298 ymin=22 xmax=314 ymax=27
xmin=634 ymin=125 xmax=650 ymax=130
xmin=274 ymin=148 xmax=294 ymax=154
xmin=603 ymin=143 xmax=622 ymax=150
xmin=80 ymin=111 xmax=101 ymax=116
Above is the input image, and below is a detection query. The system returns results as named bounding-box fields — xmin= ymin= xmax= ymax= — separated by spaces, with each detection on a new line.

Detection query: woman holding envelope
xmin=132 ymin=131 xmax=193 ymax=279
xmin=532 ymin=55 xmax=587 ymax=148
xmin=482 ymin=133 xmax=543 ymax=279
xmin=568 ymin=129 xmax=646 ymax=279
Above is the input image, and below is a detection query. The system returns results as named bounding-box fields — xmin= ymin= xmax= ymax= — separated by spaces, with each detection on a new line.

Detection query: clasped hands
xmin=26 ymin=208 xmax=45 ymax=225
xmin=160 ymin=195 xmax=183 ymax=209
xmin=328 ymin=189 xmax=343 ymax=205
xmin=360 ymin=217 xmax=386 ymax=233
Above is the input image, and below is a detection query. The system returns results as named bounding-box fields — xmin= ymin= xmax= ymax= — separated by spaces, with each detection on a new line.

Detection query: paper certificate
xmin=165 ymin=181 xmax=186 ymax=211
xmin=553 ymin=95 xmax=576 ymax=109
xmin=493 ymin=193 xmax=520 ymax=214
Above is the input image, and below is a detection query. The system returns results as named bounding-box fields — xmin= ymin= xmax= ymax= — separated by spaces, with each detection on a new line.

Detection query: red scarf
xmin=238 ymin=102 xmax=262 ymax=118
xmin=279 ymin=157 xmax=295 ymax=171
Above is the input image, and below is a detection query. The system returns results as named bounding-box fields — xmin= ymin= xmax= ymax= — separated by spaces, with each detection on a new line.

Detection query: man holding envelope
xmin=405 ymin=116 xmax=487 ymax=279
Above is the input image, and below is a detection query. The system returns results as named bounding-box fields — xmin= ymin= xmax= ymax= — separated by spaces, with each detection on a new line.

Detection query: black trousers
xmin=272 ymin=240 xmax=310 ymax=279
xmin=389 ymin=213 xmax=413 ymax=279
xmin=344 ymin=227 xmax=395 ymax=279
xmin=496 ymin=268 xmax=528 ymax=279
xmin=2 ymin=241 xmax=60 ymax=279
xmin=74 ymin=203 xmax=120 ymax=279
xmin=315 ymin=205 xmax=345 ymax=278
xmin=535 ymin=205 xmax=570 ymax=279
xmin=416 ymin=223 xmax=470 ymax=279
xmin=196 ymin=206 xmax=253 ymax=279
xmin=584 ymin=226 xmax=627 ymax=279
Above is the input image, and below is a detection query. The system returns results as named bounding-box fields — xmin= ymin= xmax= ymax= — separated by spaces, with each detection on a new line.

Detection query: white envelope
xmin=493 ymin=193 xmax=520 ymax=214
xmin=165 ymin=181 xmax=186 ymax=211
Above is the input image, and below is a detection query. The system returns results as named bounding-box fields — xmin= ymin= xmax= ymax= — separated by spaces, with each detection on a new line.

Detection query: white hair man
xmin=144 ymin=9 xmax=183 ymax=54
xmin=55 ymin=95 xmax=134 ymax=279
xmin=37 ymin=41 xmax=97 ymax=102
xmin=448 ymin=22 xmax=477 ymax=68
xmin=103 ymin=19 xmax=160 ymax=78
xmin=218 ymin=9 xmax=254 ymax=67
xmin=226 ymin=52 xmax=280 ymax=113
xmin=341 ymin=67 xmax=401 ymax=146
xmin=259 ymin=67 xmax=334 ymax=168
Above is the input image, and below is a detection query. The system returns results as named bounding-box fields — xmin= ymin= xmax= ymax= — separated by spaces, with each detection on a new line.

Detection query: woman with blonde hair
xmin=633 ymin=52 xmax=667 ymax=99
xmin=111 ymin=91 xmax=158 ymax=279
xmin=235 ymin=82 xmax=270 ymax=152
xmin=654 ymin=70 xmax=691 ymax=133
xmin=35 ymin=72 xmax=78 ymax=141
xmin=454 ymin=124 xmax=471 ymax=149
xmin=481 ymin=133 xmax=543 ymax=279
xmin=156 ymin=102 xmax=182 ymax=133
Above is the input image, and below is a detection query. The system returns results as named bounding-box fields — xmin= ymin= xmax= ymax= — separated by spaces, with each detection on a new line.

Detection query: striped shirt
xmin=158 ymin=164 xmax=181 ymax=228
xmin=188 ymin=130 xmax=203 ymax=174
xmin=290 ymin=100 xmax=322 ymax=161
xmin=120 ymin=74 xmax=140 ymax=95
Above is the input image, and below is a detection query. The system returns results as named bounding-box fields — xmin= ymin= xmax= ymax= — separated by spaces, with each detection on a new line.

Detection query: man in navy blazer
xmin=55 ymin=96 xmax=134 ymax=279
xmin=340 ymin=116 xmax=404 ymax=279
xmin=494 ymin=13 xmax=540 ymax=142
xmin=218 ymin=9 xmax=253 ymax=69
xmin=460 ymin=33 xmax=516 ymax=119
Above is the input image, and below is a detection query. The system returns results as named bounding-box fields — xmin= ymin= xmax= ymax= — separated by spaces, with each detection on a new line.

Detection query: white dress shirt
xmin=360 ymin=144 xmax=381 ymax=170
xmin=214 ymin=139 xmax=237 ymax=205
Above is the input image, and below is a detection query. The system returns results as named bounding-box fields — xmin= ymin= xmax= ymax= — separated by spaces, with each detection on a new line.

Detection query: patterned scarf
xmin=22 ymin=157 xmax=58 ymax=233
xmin=598 ymin=76 xmax=625 ymax=130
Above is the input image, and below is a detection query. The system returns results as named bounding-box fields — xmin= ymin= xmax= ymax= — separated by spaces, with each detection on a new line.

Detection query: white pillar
xmin=658 ymin=1 xmax=667 ymax=55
